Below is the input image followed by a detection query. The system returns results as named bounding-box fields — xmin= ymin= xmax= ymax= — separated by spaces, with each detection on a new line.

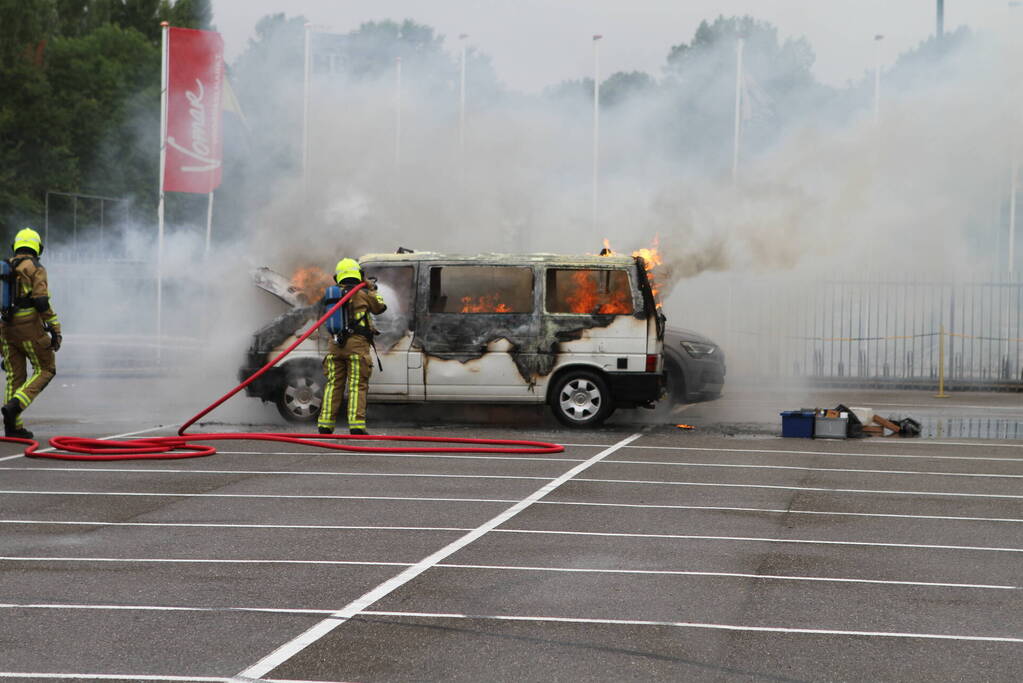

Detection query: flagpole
xmin=302 ymin=23 xmax=312 ymax=200
xmin=458 ymin=34 xmax=468 ymax=230
xmin=394 ymin=52 xmax=402 ymax=229
xmin=459 ymin=34 xmax=467 ymax=161
xmin=873 ymin=35 xmax=884 ymax=124
xmin=732 ymin=37 xmax=744 ymax=185
xmin=205 ymin=191 xmax=214 ymax=255
xmin=592 ymin=34 xmax=602 ymax=234
xmin=157 ymin=21 xmax=169 ymax=359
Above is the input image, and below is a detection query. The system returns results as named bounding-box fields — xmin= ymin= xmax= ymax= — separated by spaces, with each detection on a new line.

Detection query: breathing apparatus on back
xmin=2 ymin=228 xmax=45 ymax=322
xmin=323 ymin=258 xmax=372 ymax=345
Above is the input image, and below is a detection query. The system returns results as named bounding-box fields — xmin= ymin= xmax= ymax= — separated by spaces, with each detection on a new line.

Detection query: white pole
xmin=1011 ymin=151 xmax=1018 ymax=273
xmin=732 ymin=37 xmax=744 ymax=185
xmin=459 ymin=35 xmax=468 ymax=159
xmin=873 ymin=34 xmax=884 ymax=124
xmin=1010 ymin=3 xmax=1022 ymax=273
xmin=302 ymin=23 xmax=312 ymax=198
xmin=393 ymin=54 xmax=402 ymax=232
xmin=205 ymin=191 xmax=214 ymax=256
xmin=592 ymin=34 xmax=602 ymax=233
xmin=157 ymin=21 xmax=169 ymax=355
xmin=395 ymin=55 xmax=402 ymax=170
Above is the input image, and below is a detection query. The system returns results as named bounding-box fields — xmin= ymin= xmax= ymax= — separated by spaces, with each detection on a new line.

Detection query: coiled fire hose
xmin=6 ymin=282 xmax=564 ymax=460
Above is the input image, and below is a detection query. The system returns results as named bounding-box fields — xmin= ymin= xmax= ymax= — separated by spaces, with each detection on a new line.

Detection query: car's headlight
xmin=680 ymin=341 xmax=717 ymax=358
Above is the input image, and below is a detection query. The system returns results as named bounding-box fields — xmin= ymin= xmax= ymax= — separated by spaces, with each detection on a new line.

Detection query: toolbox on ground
xmin=780 ymin=410 xmax=815 ymax=438
xmin=814 ymin=413 xmax=849 ymax=439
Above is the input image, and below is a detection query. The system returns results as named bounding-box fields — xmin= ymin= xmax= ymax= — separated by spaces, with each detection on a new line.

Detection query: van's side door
xmin=361 ymin=263 xmax=423 ymax=398
xmin=414 ymin=263 xmax=541 ymax=400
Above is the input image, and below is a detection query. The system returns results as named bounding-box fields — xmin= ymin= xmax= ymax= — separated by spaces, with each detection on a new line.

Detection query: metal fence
xmin=668 ymin=271 xmax=1023 ymax=390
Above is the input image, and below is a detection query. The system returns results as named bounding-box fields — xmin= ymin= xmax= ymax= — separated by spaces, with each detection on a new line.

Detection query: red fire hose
xmin=7 ymin=282 xmax=564 ymax=460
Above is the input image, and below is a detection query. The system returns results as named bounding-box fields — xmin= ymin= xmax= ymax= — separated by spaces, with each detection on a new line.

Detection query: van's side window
xmin=428 ymin=266 xmax=534 ymax=313
xmin=363 ymin=265 xmax=415 ymax=346
xmin=546 ymin=268 xmax=634 ymax=315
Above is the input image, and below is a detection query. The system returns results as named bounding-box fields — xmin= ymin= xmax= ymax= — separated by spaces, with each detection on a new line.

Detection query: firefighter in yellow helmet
xmin=317 ymin=258 xmax=386 ymax=435
xmin=1 ymin=228 xmax=61 ymax=439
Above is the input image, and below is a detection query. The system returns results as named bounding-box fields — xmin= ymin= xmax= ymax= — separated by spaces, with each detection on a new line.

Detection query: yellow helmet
xmin=13 ymin=227 xmax=43 ymax=255
xmin=334 ymin=257 xmax=362 ymax=283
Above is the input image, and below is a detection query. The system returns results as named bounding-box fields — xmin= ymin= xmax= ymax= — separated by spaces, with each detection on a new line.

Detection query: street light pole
xmin=459 ymin=34 xmax=468 ymax=159
xmin=1009 ymin=2 xmax=1022 ymax=272
xmin=732 ymin=37 xmax=744 ymax=184
xmin=303 ymin=23 xmax=312 ymax=197
xmin=873 ymin=34 xmax=884 ymax=124
xmin=592 ymin=34 xmax=602 ymax=234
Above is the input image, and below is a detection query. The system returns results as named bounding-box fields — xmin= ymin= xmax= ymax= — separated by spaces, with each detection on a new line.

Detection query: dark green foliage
xmin=0 ymin=0 xmax=209 ymax=234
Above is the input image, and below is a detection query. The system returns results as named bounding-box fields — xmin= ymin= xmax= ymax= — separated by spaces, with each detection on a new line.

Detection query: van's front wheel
xmin=550 ymin=370 xmax=614 ymax=428
xmin=275 ymin=360 xmax=324 ymax=423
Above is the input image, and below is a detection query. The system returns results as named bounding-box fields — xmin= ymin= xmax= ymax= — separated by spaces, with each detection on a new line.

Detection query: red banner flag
xmin=164 ymin=27 xmax=224 ymax=194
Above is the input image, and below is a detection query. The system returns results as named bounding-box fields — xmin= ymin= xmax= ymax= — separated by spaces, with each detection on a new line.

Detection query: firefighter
xmin=317 ymin=258 xmax=386 ymax=435
xmin=1 ymin=228 xmax=60 ymax=439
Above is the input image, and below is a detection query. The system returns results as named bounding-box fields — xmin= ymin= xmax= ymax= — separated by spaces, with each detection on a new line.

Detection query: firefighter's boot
xmin=5 ymin=426 xmax=33 ymax=440
xmin=350 ymin=428 xmax=369 ymax=436
xmin=2 ymin=399 xmax=22 ymax=434
xmin=318 ymin=427 xmax=333 ymax=435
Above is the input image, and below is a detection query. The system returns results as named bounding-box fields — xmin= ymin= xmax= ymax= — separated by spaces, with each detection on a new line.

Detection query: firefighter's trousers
xmin=318 ymin=336 xmax=373 ymax=432
xmin=0 ymin=328 xmax=56 ymax=429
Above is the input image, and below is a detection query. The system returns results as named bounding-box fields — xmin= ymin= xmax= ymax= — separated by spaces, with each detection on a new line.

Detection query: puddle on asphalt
xmin=921 ymin=417 xmax=1023 ymax=440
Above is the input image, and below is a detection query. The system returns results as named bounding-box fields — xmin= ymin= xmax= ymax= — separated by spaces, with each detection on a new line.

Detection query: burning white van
xmin=239 ymin=252 xmax=665 ymax=427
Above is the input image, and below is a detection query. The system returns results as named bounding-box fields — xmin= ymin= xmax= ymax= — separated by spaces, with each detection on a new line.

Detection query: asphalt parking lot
xmin=2 ymin=386 xmax=1022 ymax=682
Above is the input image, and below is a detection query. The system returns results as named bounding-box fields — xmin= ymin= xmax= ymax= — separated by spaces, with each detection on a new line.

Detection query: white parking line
xmin=0 ymin=674 xmax=343 ymax=683
xmin=0 ymin=520 xmax=473 ymax=532
xmin=0 ymin=467 xmax=550 ymax=481
xmin=0 ymin=551 xmax=1015 ymax=590
xmin=492 ymin=529 xmax=1023 ymax=553
xmin=563 ymin=443 xmax=1023 ymax=460
xmin=214 ymin=449 xmax=587 ymax=463
xmin=537 ymin=501 xmax=1023 ymax=524
xmin=6 ymin=500 xmax=1023 ymax=528
xmin=6 ymin=460 xmax=1020 ymax=480
xmin=7 ymin=519 xmax=1023 ymax=564
xmin=4 ymin=604 xmax=1022 ymax=647
xmin=235 ymin=432 xmax=644 ymax=680
xmin=0 ymin=425 xmax=168 ymax=463
xmin=357 ymin=610 xmax=1023 ymax=644
xmin=0 ymin=490 xmax=518 ymax=503
xmin=571 ymin=478 xmax=1023 ymax=499
xmin=5 ymin=477 xmax=1023 ymax=502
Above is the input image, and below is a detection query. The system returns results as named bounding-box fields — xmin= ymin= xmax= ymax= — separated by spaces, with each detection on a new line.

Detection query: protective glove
xmin=49 ymin=328 xmax=61 ymax=352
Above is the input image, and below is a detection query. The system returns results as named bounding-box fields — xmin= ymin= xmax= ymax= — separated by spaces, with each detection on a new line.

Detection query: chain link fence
xmin=668 ymin=271 xmax=1023 ymax=390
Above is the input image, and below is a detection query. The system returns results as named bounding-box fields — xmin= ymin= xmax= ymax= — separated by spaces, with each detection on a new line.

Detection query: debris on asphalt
xmin=781 ymin=404 xmax=921 ymax=439
xmin=675 ymin=424 xmax=696 ymax=430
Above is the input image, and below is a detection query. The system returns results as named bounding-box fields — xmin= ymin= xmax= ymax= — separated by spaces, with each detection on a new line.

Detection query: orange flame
xmin=291 ymin=266 xmax=334 ymax=304
xmin=632 ymin=235 xmax=663 ymax=308
xmin=565 ymin=270 xmax=632 ymax=314
xmin=461 ymin=295 xmax=512 ymax=313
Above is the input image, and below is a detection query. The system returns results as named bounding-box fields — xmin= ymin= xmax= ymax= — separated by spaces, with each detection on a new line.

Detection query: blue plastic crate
xmin=780 ymin=410 xmax=815 ymax=438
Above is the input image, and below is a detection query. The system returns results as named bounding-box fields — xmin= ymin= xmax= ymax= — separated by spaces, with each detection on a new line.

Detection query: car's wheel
xmin=275 ymin=361 xmax=325 ymax=423
xmin=550 ymin=370 xmax=614 ymax=428
xmin=664 ymin=356 xmax=688 ymax=403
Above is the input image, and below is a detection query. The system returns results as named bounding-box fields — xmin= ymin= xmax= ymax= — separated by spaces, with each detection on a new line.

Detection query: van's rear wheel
xmin=550 ymin=370 xmax=614 ymax=428
xmin=275 ymin=361 xmax=324 ymax=423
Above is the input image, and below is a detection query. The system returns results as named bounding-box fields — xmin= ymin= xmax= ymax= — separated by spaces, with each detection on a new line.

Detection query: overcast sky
xmin=212 ymin=1 xmax=1011 ymax=91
